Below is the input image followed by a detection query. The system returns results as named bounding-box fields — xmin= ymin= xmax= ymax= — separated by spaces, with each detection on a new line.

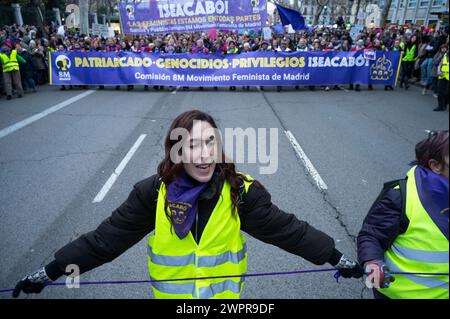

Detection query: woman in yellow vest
xmin=434 ymin=44 xmax=448 ymax=112
xmin=12 ymin=110 xmax=364 ymax=299
xmin=398 ymin=35 xmax=417 ymax=90
xmin=358 ymin=130 xmax=449 ymax=299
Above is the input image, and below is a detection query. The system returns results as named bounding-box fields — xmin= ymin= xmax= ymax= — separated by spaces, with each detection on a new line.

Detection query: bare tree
xmin=379 ymin=0 xmax=393 ymax=27
xmin=31 ymin=0 xmax=46 ymax=35
xmin=312 ymin=0 xmax=330 ymax=25
xmin=333 ymin=0 xmax=349 ymax=21
xmin=354 ymin=0 xmax=362 ymax=23
xmin=105 ymin=0 xmax=114 ymax=25
xmin=89 ymin=0 xmax=96 ymax=13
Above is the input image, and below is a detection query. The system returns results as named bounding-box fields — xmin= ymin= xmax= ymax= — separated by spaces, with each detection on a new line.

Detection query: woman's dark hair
xmin=406 ymin=36 xmax=416 ymax=49
xmin=157 ymin=110 xmax=264 ymax=224
xmin=413 ymin=130 xmax=449 ymax=169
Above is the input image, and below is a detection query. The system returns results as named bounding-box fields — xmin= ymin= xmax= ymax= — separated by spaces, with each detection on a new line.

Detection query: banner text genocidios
xmin=74 ymin=55 xmax=370 ymax=69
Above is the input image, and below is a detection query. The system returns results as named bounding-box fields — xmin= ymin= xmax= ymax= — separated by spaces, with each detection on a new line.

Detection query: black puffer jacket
xmin=45 ymin=173 xmax=342 ymax=279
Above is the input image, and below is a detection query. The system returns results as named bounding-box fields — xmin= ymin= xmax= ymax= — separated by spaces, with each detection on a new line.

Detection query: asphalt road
xmin=0 ymin=84 xmax=448 ymax=299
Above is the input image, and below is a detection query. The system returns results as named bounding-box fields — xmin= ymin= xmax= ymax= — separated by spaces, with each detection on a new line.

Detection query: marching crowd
xmin=1 ymin=22 xmax=449 ymax=110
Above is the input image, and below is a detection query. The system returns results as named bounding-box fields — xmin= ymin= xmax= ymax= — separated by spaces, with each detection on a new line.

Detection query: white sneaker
xmin=433 ymin=94 xmax=438 ymax=99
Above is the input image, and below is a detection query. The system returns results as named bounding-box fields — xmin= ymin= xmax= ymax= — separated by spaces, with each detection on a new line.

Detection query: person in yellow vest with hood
xmin=434 ymin=44 xmax=448 ymax=112
xmin=0 ymin=41 xmax=25 ymax=100
xmin=358 ymin=130 xmax=449 ymax=299
xmin=12 ymin=110 xmax=364 ymax=299
xmin=398 ymin=35 xmax=417 ymax=90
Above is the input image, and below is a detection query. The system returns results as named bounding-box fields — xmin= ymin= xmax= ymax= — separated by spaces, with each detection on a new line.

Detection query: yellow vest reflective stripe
xmin=439 ymin=54 xmax=449 ymax=81
xmin=390 ymin=244 xmax=449 ymax=263
xmin=0 ymin=50 xmax=20 ymax=72
xmin=147 ymin=243 xmax=247 ymax=267
xmin=378 ymin=166 xmax=449 ymax=299
xmin=402 ymin=45 xmax=417 ymax=62
xmin=148 ymin=174 xmax=253 ymax=299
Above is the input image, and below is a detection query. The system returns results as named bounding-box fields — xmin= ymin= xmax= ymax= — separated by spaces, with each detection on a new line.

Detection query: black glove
xmin=12 ymin=267 xmax=52 ymax=298
xmin=334 ymin=254 xmax=365 ymax=279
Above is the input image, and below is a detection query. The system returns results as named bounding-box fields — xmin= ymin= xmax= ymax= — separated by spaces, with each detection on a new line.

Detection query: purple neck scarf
xmin=166 ymin=172 xmax=209 ymax=239
xmin=414 ymin=166 xmax=449 ymax=240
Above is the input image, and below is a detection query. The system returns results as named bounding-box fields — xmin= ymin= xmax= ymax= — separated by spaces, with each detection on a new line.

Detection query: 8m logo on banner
xmin=55 ymin=55 xmax=72 ymax=81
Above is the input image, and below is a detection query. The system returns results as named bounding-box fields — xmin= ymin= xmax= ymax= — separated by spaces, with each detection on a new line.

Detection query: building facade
xmin=377 ymin=0 xmax=449 ymax=26
xmin=287 ymin=0 xmax=448 ymax=26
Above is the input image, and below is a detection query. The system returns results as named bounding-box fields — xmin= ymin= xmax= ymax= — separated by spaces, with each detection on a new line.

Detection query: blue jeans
xmin=420 ymin=58 xmax=433 ymax=86
xmin=22 ymin=76 xmax=35 ymax=91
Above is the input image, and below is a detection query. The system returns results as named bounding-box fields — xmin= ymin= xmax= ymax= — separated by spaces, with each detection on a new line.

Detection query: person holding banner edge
xmin=358 ymin=130 xmax=449 ymax=299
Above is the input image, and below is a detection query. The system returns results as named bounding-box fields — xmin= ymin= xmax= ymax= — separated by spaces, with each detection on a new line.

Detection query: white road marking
xmin=0 ymin=90 xmax=95 ymax=139
xmin=93 ymin=134 xmax=147 ymax=203
xmin=285 ymin=130 xmax=328 ymax=191
xmin=171 ymin=86 xmax=180 ymax=94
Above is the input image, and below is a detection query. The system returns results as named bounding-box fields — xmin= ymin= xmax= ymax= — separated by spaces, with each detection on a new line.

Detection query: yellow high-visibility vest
xmin=378 ymin=166 xmax=449 ymax=299
xmin=439 ymin=53 xmax=449 ymax=81
xmin=402 ymin=45 xmax=417 ymax=62
xmin=0 ymin=50 xmax=20 ymax=73
xmin=148 ymin=174 xmax=253 ymax=299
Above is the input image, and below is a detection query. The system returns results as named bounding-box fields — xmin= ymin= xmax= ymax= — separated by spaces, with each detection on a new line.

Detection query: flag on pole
xmin=275 ymin=3 xmax=306 ymax=31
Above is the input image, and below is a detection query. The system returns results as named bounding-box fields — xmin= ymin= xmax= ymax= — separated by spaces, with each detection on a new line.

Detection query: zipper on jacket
xmin=195 ymin=210 xmax=199 ymax=243
xmin=195 ymin=210 xmax=199 ymax=298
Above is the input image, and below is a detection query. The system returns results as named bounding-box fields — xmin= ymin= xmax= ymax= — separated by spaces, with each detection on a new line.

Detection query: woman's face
xmin=182 ymin=121 xmax=218 ymax=183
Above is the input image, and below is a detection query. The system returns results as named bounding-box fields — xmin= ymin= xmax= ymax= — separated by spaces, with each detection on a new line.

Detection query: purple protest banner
xmin=118 ymin=0 xmax=268 ymax=34
xmin=49 ymin=51 xmax=401 ymax=87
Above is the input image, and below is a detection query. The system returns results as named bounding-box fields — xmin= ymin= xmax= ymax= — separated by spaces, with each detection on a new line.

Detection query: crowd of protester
xmin=0 ymin=21 xmax=448 ymax=109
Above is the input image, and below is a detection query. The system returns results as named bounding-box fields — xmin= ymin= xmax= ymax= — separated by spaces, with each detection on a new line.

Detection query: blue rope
xmin=1 ymin=268 xmax=448 ymax=294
